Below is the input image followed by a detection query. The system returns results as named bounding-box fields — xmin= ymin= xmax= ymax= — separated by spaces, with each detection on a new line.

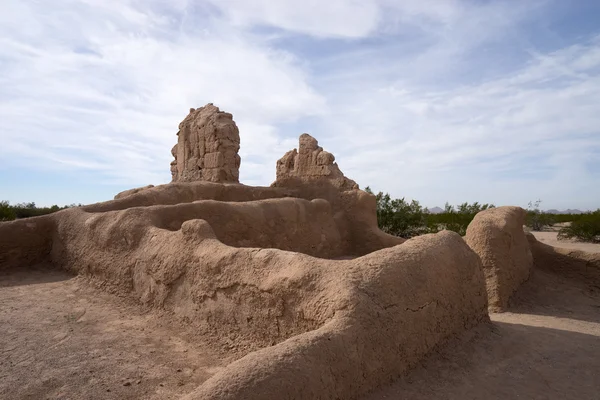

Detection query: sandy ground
xmin=0 ymin=266 xmax=231 ymax=400
xmin=364 ymin=266 xmax=600 ymax=400
xmin=531 ymin=231 xmax=600 ymax=253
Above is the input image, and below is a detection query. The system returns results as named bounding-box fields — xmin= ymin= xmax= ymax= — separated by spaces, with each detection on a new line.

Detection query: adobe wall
xmin=183 ymin=231 xmax=488 ymax=399
xmin=465 ymin=206 xmax=533 ymax=312
xmin=84 ymin=181 xmax=403 ymax=257
xmin=2 ymin=207 xmax=487 ymax=398
xmin=55 ymin=197 xmax=345 ymax=261
xmin=114 ymin=184 xmax=155 ymax=200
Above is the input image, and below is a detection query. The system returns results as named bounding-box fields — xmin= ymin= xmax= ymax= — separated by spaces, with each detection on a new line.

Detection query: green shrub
xmin=365 ymin=188 xmax=494 ymax=238
xmin=427 ymin=202 xmax=495 ymax=236
xmin=365 ymin=187 xmax=429 ymax=238
xmin=0 ymin=200 xmax=16 ymax=221
xmin=557 ymin=210 xmax=600 ymax=243
xmin=552 ymin=213 xmax=585 ymax=224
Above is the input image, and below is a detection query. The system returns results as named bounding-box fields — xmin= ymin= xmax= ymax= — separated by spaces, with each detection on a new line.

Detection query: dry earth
xmin=531 ymin=231 xmax=600 ymax=253
xmin=364 ymin=265 xmax=600 ymax=400
xmin=0 ymin=266 xmax=233 ymax=400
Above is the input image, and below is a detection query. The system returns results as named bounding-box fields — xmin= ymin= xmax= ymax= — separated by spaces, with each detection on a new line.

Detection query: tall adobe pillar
xmin=170 ymin=104 xmax=241 ymax=183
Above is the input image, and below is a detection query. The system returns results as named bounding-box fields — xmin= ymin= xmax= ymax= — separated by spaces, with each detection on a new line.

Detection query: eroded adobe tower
xmin=170 ymin=104 xmax=241 ymax=183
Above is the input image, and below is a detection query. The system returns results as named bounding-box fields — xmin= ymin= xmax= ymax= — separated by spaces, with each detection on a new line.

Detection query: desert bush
xmin=0 ymin=200 xmax=16 ymax=221
xmin=427 ymin=202 xmax=495 ymax=236
xmin=526 ymin=200 xmax=554 ymax=231
xmin=557 ymin=210 xmax=600 ymax=243
xmin=552 ymin=213 xmax=586 ymax=224
xmin=13 ymin=202 xmax=44 ymax=219
xmin=0 ymin=201 xmax=75 ymax=221
xmin=365 ymin=188 xmax=494 ymax=237
xmin=365 ymin=187 xmax=429 ymax=238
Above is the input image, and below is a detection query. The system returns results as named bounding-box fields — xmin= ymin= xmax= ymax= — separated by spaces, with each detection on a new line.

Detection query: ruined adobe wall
xmin=114 ymin=184 xmax=154 ymax=200
xmin=465 ymin=206 xmax=533 ymax=311
xmin=85 ymin=182 xmax=292 ymax=213
xmin=48 ymin=208 xmax=347 ymax=349
xmin=86 ymin=180 xmax=403 ymax=257
xmin=0 ymin=180 xmax=399 ymax=274
xmin=271 ymin=134 xmax=405 ymax=255
xmin=0 ymin=102 xmax=495 ymax=399
xmin=73 ymin=198 xmax=344 ymax=259
xmin=273 ymin=133 xmax=358 ymax=191
xmin=19 ymin=204 xmax=486 ymax=398
xmin=183 ymin=231 xmax=488 ymax=399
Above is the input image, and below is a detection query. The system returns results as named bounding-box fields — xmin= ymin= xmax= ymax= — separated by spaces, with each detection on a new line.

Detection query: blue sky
xmin=1 ymin=0 xmax=599 ymax=210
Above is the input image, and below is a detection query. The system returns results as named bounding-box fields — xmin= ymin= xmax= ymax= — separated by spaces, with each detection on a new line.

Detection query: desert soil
xmin=531 ymin=230 xmax=600 ymax=253
xmin=0 ymin=266 xmax=231 ymax=400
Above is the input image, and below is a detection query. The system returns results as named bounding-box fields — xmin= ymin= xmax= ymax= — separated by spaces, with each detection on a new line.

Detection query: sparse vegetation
xmin=366 ymin=190 xmax=595 ymax=241
xmin=365 ymin=188 xmax=429 ymax=238
xmin=427 ymin=202 xmax=496 ymax=236
xmin=0 ymin=201 xmax=80 ymax=222
xmin=365 ymin=187 xmax=494 ymax=238
xmin=557 ymin=210 xmax=600 ymax=243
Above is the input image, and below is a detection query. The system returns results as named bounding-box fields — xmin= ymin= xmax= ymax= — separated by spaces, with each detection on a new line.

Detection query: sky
xmin=1 ymin=0 xmax=599 ymax=210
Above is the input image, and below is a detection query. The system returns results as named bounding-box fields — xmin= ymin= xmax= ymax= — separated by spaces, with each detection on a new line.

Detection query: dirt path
xmin=364 ymin=268 xmax=600 ymax=400
xmin=0 ymin=267 xmax=229 ymax=400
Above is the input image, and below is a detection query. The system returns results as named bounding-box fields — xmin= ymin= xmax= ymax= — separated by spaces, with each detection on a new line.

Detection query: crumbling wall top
xmin=273 ymin=133 xmax=358 ymax=190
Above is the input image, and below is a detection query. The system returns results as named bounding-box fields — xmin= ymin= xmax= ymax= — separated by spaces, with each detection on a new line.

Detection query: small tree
xmin=526 ymin=200 xmax=554 ymax=231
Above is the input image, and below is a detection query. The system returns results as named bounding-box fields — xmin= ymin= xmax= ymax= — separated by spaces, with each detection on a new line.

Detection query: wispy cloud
xmin=321 ymin=34 xmax=600 ymax=209
xmin=205 ymin=0 xmax=381 ymax=38
xmin=0 ymin=0 xmax=325 ymax=186
xmin=0 ymin=0 xmax=598 ymax=209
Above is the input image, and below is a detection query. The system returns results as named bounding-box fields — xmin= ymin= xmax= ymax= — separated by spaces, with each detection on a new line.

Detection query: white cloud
xmin=0 ymin=0 xmax=325 ymax=186
xmin=205 ymin=0 xmax=381 ymax=38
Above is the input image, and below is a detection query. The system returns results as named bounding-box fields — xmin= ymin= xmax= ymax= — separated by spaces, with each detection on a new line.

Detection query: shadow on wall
xmin=508 ymin=269 xmax=600 ymax=325
xmin=527 ymin=233 xmax=600 ymax=284
xmin=0 ymin=264 xmax=72 ymax=289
